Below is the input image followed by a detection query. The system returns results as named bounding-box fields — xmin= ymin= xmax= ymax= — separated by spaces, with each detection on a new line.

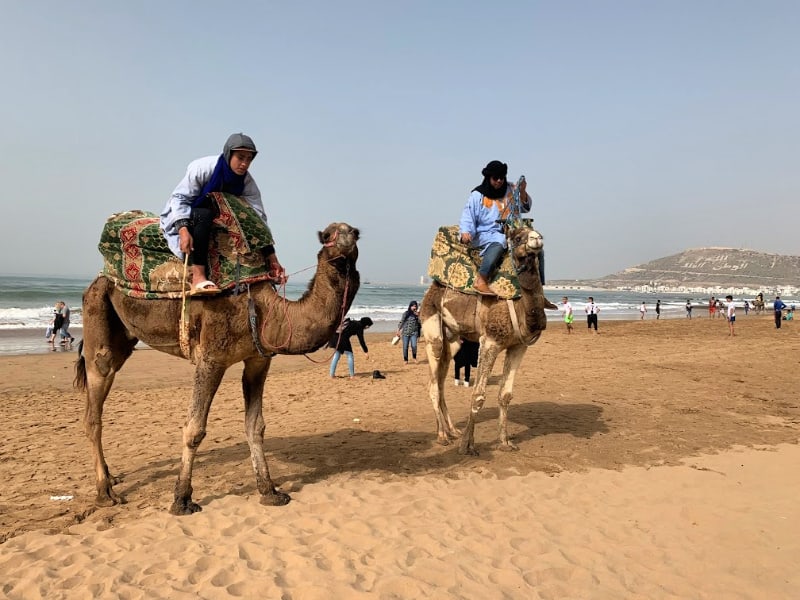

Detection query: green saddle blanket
xmin=427 ymin=225 xmax=521 ymax=299
xmin=99 ymin=193 xmax=274 ymax=299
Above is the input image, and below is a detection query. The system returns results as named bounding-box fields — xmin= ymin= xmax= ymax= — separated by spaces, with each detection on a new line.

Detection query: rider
xmin=458 ymin=160 xmax=533 ymax=296
xmin=160 ymin=133 xmax=285 ymax=295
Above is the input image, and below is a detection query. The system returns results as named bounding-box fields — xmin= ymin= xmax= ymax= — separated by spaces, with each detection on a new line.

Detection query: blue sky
xmin=1 ymin=1 xmax=797 ymax=283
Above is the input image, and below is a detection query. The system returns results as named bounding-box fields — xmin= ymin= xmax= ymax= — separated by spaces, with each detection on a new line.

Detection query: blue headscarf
xmin=192 ymin=155 xmax=247 ymax=207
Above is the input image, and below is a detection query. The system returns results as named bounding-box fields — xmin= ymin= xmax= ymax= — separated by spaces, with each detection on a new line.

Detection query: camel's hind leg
xmin=241 ymin=356 xmax=290 ymax=506
xmin=79 ymin=281 xmax=138 ymax=506
xmin=459 ymin=338 xmax=502 ymax=456
xmin=170 ymin=360 xmax=226 ymax=515
xmin=422 ymin=317 xmax=458 ymax=445
xmin=495 ymin=344 xmax=528 ymax=451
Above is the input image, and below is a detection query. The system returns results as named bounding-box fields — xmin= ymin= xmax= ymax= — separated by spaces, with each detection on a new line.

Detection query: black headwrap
xmin=472 ymin=160 xmax=509 ymax=199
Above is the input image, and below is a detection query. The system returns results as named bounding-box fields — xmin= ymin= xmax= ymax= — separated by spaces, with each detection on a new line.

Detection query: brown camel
xmin=419 ymin=226 xmax=547 ymax=455
xmin=75 ymin=222 xmax=360 ymax=515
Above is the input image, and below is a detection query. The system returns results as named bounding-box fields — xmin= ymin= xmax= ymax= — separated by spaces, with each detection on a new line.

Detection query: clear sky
xmin=1 ymin=1 xmax=797 ymax=283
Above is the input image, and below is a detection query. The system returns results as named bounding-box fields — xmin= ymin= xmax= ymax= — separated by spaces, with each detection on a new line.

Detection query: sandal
xmin=189 ymin=280 xmax=222 ymax=296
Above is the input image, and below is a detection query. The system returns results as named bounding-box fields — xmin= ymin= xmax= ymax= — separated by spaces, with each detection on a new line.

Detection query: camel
xmin=419 ymin=226 xmax=547 ymax=455
xmin=75 ymin=222 xmax=360 ymax=515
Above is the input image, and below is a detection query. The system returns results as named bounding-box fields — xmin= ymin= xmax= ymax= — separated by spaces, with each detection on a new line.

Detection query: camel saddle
xmin=427 ymin=225 xmax=525 ymax=299
xmin=98 ymin=193 xmax=274 ymax=299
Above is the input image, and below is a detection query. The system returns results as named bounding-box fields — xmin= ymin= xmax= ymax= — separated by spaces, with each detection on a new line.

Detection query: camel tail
xmin=74 ymin=340 xmax=87 ymax=391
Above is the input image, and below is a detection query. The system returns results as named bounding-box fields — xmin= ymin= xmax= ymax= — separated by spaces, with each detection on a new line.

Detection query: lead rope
xmin=179 ymin=253 xmax=193 ymax=362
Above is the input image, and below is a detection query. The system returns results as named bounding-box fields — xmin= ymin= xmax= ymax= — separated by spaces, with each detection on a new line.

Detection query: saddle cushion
xmin=98 ymin=193 xmax=274 ymax=299
xmin=427 ymin=225 xmax=521 ymax=299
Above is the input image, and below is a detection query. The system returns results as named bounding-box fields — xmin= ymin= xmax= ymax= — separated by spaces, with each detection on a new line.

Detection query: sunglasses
xmin=490 ymin=175 xmax=506 ymax=182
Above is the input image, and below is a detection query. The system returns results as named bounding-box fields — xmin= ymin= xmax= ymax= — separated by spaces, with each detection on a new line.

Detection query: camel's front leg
xmin=170 ymin=361 xmax=226 ymax=515
xmin=496 ymin=344 xmax=528 ymax=451
xmin=242 ymin=357 xmax=290 ymax=506
xmin=459 ymin=340 xmax=502 ymax=456
xmin=423 ymin=318 xmax=458 ymax=445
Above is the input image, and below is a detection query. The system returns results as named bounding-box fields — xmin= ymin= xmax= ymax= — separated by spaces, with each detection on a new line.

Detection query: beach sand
xmin=1 ymin=316 xmax=798 ymax=599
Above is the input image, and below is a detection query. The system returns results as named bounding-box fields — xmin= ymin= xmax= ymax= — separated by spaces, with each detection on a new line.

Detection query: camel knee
xmin=184 ymin=429 xmax=206 ymax=449
xmin=91 ymin=348 xmax=116 ymax=378
xmin=470 ymin=396 xmax=486 ymax=413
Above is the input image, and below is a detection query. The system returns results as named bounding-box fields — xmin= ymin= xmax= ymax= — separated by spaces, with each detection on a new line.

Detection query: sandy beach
xmin=1 ymin=315 xmax=798 ymax=599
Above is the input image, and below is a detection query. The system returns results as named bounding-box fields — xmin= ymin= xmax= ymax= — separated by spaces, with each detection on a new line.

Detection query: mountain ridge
xmin=553 ymin=247 xmax=800 ymax=290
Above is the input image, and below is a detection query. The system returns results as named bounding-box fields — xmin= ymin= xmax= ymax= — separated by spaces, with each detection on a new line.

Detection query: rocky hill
xmin=561 ymin=248 xmax=800 ymax=289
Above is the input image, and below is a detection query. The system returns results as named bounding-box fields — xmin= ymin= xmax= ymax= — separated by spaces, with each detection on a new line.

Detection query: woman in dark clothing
xmin=329 ymin=317 xmax=372 ymax=378
xmin=396 ymin=301 xmax=422 ymax=364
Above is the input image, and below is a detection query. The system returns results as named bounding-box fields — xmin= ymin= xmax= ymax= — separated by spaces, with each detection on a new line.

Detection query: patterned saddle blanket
xmin=427 ymin=225 xmax=525 ymax=299
xmin=98 ymin=193 xmax=274 ymax=299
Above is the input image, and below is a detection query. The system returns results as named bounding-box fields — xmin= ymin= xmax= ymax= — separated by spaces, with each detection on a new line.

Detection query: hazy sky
xmin=1 ymin=1 xmax=797 ymax=283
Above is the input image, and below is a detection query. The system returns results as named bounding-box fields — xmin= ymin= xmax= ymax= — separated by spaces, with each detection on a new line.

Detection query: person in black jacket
xmin=329 ymin=317 xmax=372 ymax=378
xmin=453 ymin=339 xmax=479 ymax=387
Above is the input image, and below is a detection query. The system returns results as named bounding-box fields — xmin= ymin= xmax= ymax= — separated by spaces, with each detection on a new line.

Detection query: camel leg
xmin=83 ymin=347 xmax=134 ymax=506
xmin=496 ymin=344 xmax=527 ymax=451
xmin=422 ymin=317 xmax=456 ymax=445
xmin=241 ymin=357 xmax=290 ymax=506
xmin=459 ymin=340 xmax=502 ymax=456
xmin=170 ymin=360 xmax=226 ymax=515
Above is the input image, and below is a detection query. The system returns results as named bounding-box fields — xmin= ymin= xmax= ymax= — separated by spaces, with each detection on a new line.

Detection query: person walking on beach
xmin=57 ymin=301 xmax=74 ymax=345
xmin=773 ymin=295 xmax=786 ymax=329
xmin=561 ymin=296 xmax=574 ymax=333
xmin=708 ymin=297 xmax=716 ymax=318
xmin=639 ymin=302 xmax=647 ymax=320
xmin=685 ymin=300 xmax=692 ymax=319
xmin=585 ymin=297 xmax=599 ymax=333
xmin=655 ymin=299 xmax=661 ymax=320
xmin=458 ymin=160 xmax=535 ymax=295
xmin=725 ymin=295 xmax=736 ymax=336
xmin=329 ymin=317 xmax=372 ymax=378
xmin=160 ymin=133 xmax=285 ymax=296
xmin=47 ymin=303 xmax=63 ymax=346
xmin=743 ymin=300 xmax=750 ymax=316
xmin=396 ymin=301 xmax=422 ymax=364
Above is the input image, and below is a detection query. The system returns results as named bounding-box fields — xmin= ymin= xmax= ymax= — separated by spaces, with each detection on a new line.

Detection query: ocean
xmin=1 ymin=274 xmax=794 ymax=356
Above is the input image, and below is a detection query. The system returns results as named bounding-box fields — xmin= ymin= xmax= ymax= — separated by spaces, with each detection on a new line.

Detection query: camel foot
xmin=95 ymin=483 xmax=124 ymax=507
xmin=437 ymin=436 xmax=451 ymax=447
xmin=260 ymin=489 xmax=291 ymax=506
xmin=458 ymin=444 xmax=479 ymax=456
xmin=170 ymin=499 xmax=202 ymax=515
xmin=497 ymin=441 xmax=519 ymax=452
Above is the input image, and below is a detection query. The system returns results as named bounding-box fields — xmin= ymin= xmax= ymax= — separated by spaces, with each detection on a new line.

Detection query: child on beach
xmin=725 ymin=295 xmax=736 ymax=336
xmin=639 ymin=302 xmax=647 ymax=320
xmin=561 ymin=296 xmax=574 ymax=333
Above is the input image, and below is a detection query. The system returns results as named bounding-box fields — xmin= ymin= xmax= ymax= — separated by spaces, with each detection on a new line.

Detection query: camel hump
xmin=98 ymin=193 xmax=275 ymax=299
xmin=425 ymin=225 xmax=521 ymax=299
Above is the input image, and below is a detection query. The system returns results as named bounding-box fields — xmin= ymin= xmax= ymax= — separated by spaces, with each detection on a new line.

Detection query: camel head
xmin=509 ymin=227 xmax=544 ymax=291
xmin=318 ymin=222 xmax=360 ymax=268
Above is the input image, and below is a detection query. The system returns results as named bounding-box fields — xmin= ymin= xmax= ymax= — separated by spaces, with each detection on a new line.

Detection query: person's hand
xmin=178 ymin=227 xmax=193 ymax=255
xmin=365 ymin=353 xmax=370 ymax=361
xmin=267 ymin=254 xmax=287 ymax=284
xmin=460 ymin=232 xmax=472 ymax=244
xmin=519 ymin=178 xmax=527 ymax=197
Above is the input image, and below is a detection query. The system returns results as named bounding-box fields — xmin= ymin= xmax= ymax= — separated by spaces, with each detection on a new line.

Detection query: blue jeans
xmin=402 ymin=334 xmax=418 ymax=362
xmin=330 ymin=350 xmax=354 ymax=377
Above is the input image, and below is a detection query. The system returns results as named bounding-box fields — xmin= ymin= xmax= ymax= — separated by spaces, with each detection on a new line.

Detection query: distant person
xmin=639 ymin=302 xmax=647 ymax=320
xmin=396 ymin=301 xmax=422 ymax=364
xmin=785 ymin=307 xmax=795 ymax=321
xmin=685 ymin=300 xmax=692 ymax=319
xmin=48 ymin=303 xmax=64 ymax=346
xmin=773 ymin=296 xmax=786 ymax=329
xmin=743 ymin=300 xmax=750 ymax=316
xmin=716 ymin=298 xmax=724 ymax=318
xmin=725 ymin=295 xmax=736 ymax=336
xmin=159 ymin=133 xmax=285 ymax=296
xmin=458 ymin=160 xmax=534 ymax=295
xmin=560 ymin=296 xmax=574 ymax=333
xmin=655 ymin=299 xmax=661 ymax=320
xmin=329 ymin=317 xmax=372 ymax=378
xmin=585 ymin=297 xmax=599 ymax=333
xmin=58 ymin=301 xmax=74 ymax=345
xmin=708 ymin=296 xmax=716 ymax=318
xmin=453 ymin=339 xmax=479 ymax=387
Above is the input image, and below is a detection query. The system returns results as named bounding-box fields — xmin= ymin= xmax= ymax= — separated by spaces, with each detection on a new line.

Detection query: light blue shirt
xmin=458 ymin=184 xmax=531 ymax=254
xmin=159 ymin=155 xmax=267 ymax=258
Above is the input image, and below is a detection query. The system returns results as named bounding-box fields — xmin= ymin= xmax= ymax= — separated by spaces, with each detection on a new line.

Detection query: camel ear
xmin=351 ymin=227 xmax=360 ymax=241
